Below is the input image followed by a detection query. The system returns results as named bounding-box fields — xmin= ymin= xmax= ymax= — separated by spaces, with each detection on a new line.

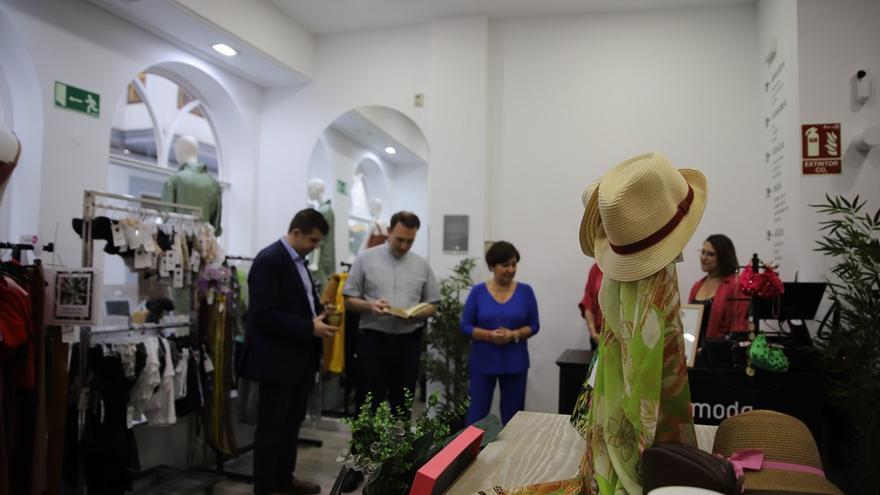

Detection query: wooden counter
xmin=445 ymin=411 xmax=584 ymax=494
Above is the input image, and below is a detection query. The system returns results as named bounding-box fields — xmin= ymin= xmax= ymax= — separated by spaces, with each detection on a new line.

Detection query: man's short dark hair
xmin=485 ymin=241 xmax=520 ymax=268
xmin=389 ymin=211 xmax=420 ymax=230
xmin=288 ymin=208 xmax=329 ymax=235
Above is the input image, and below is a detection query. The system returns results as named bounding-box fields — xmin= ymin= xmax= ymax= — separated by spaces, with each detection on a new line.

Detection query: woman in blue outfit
xmin=461 ymin=241 xmax=540 ymax=425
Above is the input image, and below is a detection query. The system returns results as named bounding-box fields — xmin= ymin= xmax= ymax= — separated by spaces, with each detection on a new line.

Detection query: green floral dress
xmin=484 ymin=264 xmax=696 ymax=495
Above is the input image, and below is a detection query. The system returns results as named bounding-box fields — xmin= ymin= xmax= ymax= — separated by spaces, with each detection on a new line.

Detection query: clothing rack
xmin=74 ymin=190 xmax=204 ymax=495
xmin=0 ymin=241 xmax=54 ymax=263
xmin=224 ymin=255 xmax=254 ymax=261
xmin=89 ymin=320 xmax=192 ymax=342
xmin=81 ymin=190 xmax=202 ymax=267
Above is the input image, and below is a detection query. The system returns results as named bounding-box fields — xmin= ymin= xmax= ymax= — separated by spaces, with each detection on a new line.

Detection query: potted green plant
xmin=811 ymin=194 xmax=880 ymax=494
xmin=338 ymin=390 xmax=467 ymax=495
xmin=423 ymin=257 xmax=477 ymax=415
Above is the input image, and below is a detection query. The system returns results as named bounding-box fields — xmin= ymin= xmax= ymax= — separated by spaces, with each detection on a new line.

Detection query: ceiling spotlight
xmin=384 ymin=146 xmax=397 ymax=155
xmin=212 ymin=43 xmax=237 ymax=57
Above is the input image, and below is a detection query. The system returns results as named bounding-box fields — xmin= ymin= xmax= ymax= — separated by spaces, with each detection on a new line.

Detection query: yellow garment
xmin=322 ymin=273 xmax=347 ymax=373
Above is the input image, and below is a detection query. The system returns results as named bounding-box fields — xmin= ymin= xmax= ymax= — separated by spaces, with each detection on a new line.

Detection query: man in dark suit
xmin=238 ymin=209 xmax=339 ymax=495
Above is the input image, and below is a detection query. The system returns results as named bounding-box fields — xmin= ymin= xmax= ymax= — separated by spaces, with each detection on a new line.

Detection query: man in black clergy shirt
xmin=238 ymin=208 xmax=339 ymax=495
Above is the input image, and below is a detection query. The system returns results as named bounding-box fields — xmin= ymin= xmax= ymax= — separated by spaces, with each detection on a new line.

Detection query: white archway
xmin=306 ymin=105 xmax=430 ymax=264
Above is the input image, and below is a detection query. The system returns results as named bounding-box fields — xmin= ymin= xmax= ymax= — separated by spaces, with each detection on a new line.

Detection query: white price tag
xmin=134 ymin=248 xmax=152 ymax=269
xmin=203 ymin=353 xmax=215 ymax=373
xmin=143 ymin=233 xmax=156 ymax=253
xmin=111 ymin=223 xmax=127 ymax=251
xmin=190 ymin=251 xmax=201 ymax=273
xmin=61 ymin=325 xmax=80 ymax=344
xmin=172 ymin=269 xmax=184 ymax=288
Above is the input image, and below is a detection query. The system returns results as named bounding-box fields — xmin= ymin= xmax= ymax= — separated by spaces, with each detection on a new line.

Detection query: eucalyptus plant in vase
xmin=338 ymin=390 xmax=467 ymax=495
xmin=811 ymin=194 xmax=880 ymax=494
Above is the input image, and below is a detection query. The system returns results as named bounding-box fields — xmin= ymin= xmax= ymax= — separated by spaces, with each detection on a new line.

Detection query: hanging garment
xmin=62 ymin=346 xmax=140 ymax=494
xmin=144 ymin=337 xmax=177 ymax=426
xmin=321 ymin=273 xmax=347 ymax=373
xmin=128 ymin=337 xmax=160 ymax=428
xmin=366 ymin=221 xmax=388 ymax=249
xmin=200 ymin=293 xmax=237 ymax=455
xmin=491 ymin=264 xmax=696 ymax=495
xmin=161 ymin=162 xmax=223 ymax=235
xmin=0 ymin=273 xmax=34 ymax=388
xmin=28 ymin=264 xmax=46 ymax=495
xmin=308 ymin=199 xmax=336 ymax=285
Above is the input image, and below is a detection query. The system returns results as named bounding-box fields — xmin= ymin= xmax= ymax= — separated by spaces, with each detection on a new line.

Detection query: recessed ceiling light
xmin=212 ymin=43 xmax=237 ymax=57
xmin=384 ymin=146 xmax=397 ymax=155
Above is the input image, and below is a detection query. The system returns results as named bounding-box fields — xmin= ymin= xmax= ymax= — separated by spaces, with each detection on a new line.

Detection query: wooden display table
xmin=445 ymin=411 xmax=584 ymax=494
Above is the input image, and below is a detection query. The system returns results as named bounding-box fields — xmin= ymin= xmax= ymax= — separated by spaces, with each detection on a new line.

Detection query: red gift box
xmin=409 ymin=425 xmax=484 ymax=495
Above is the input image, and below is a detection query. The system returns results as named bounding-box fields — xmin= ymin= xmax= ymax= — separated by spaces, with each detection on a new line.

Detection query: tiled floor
xmin=132 ymin=421 xmax=354 ymax=495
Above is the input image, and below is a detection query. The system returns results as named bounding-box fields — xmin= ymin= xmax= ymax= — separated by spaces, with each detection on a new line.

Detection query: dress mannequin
xmin=0 ymin=125 xmax=21 ymax=186
xmin=306 ymin=178 xmax=335 ymax=286
xmin=162 ymin=135 xmax=223 ymax=235
xmin=364 ymin=198 xmax=388 ymax=249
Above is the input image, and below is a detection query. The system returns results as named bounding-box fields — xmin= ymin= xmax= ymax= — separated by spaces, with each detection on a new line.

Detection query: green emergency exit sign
xmin=54 ymin=81 xmax=100 ymax=118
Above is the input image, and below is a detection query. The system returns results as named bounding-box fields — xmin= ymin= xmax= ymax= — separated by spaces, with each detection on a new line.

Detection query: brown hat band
xmin=609 ymin=184 xmax=694 ymax=255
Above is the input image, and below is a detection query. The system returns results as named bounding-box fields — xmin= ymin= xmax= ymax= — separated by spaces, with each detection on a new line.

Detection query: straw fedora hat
xmin=712 ymin=410 xmax=842 ymax=494
xmin=580 ymin=153 xmax=706 ymax=281
xmin=579 ymin=179 xmax=600 ymax=257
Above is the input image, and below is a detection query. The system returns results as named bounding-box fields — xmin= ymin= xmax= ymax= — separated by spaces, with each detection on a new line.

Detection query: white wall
xmin=388 ymin=161 xmax=430 ymax=257
xmin=757 ymin=0 xmax=801 ymax=279
xmin=427 ymin=16 xmax=490 ymax=277
xmin=796 ymin=0 xmax=880 ymax=282
xmin=491 ymin=5 xmax=762 ymax=412
xmin=0 ymin=0 xmax=262 ymax=265
xmin=0 ymin=6 xmax=44 ymax=245
xmin=256 ymin=24 xmax=431 ymax=249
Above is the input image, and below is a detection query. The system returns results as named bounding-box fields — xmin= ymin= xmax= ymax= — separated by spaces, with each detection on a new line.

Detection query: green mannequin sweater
xmin=162 ymin=162 xmax=222 ymax=235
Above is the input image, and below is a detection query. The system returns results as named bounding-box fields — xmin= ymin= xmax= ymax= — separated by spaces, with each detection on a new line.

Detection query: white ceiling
xmin=88 ymin=0 xmax=311 ymax=87
xmin=270 ymin=0 xmax=753 ymax=36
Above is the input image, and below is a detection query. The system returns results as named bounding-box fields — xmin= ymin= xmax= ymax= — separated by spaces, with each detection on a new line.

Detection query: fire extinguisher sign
xmin=801 ymin=123 xmax=842 ymax=175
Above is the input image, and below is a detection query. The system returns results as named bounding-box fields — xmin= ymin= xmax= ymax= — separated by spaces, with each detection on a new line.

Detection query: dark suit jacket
xmin=238 ymin=240 xmax=323 ymax=385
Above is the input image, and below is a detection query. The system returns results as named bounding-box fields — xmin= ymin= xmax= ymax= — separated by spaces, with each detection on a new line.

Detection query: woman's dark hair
xmin=705 ymin=234 xmax=738 ymax=277
xmin=288 ymin=208 xmax=329 ymax=235
xmin=485 ymin=241 xmax=520 ymax=268
xmin=389 ymin=211 xmax=421 ymax=230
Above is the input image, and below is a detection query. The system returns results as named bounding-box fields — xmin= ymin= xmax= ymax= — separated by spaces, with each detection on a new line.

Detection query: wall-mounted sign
xmin=801 ymin=123 xmax=841 ymax=174
xmin=54 ymin=81 xmax=100 ymax=118
xmin=336 ymin=179 xmax=347 ymax=195
xmin=443 ymin=215 xmax=469 ymax=253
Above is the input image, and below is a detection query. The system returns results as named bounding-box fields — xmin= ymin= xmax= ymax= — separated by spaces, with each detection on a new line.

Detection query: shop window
xmin=110 ymin=72 xmax=220 ymax=179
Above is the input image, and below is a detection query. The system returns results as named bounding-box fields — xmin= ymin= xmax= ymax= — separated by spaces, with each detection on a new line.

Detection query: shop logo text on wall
xmin=691 ymin=401 xmax=754 ymax=422
xmin=801 ymin=123 xmax=841 ymax=175
xmin=54 ymin=81 xmax=100 ymax=118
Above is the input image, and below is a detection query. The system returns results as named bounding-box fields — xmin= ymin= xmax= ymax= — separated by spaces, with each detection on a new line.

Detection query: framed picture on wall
xmin=680 ymin=303 xmax=705 ymax=368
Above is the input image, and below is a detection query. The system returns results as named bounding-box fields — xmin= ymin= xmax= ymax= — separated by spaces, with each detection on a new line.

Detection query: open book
xmin=383 ymin=302 xmax=433 ymax=319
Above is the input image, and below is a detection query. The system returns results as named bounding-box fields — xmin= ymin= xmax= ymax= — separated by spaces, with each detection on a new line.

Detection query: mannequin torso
xmin=162 ymin=135 xmax=223 ymax=235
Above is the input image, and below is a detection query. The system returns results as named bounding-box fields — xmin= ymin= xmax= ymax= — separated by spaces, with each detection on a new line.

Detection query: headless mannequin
xmin=364 ymin=198 xmax=388 ymax=249
xmin=306 ymin=178 xmax=335 ymax=286
xmin=162 ymin=135 xmax=223 ymax=235
xmin=0 ymin=125 xmax=21 ymax=186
